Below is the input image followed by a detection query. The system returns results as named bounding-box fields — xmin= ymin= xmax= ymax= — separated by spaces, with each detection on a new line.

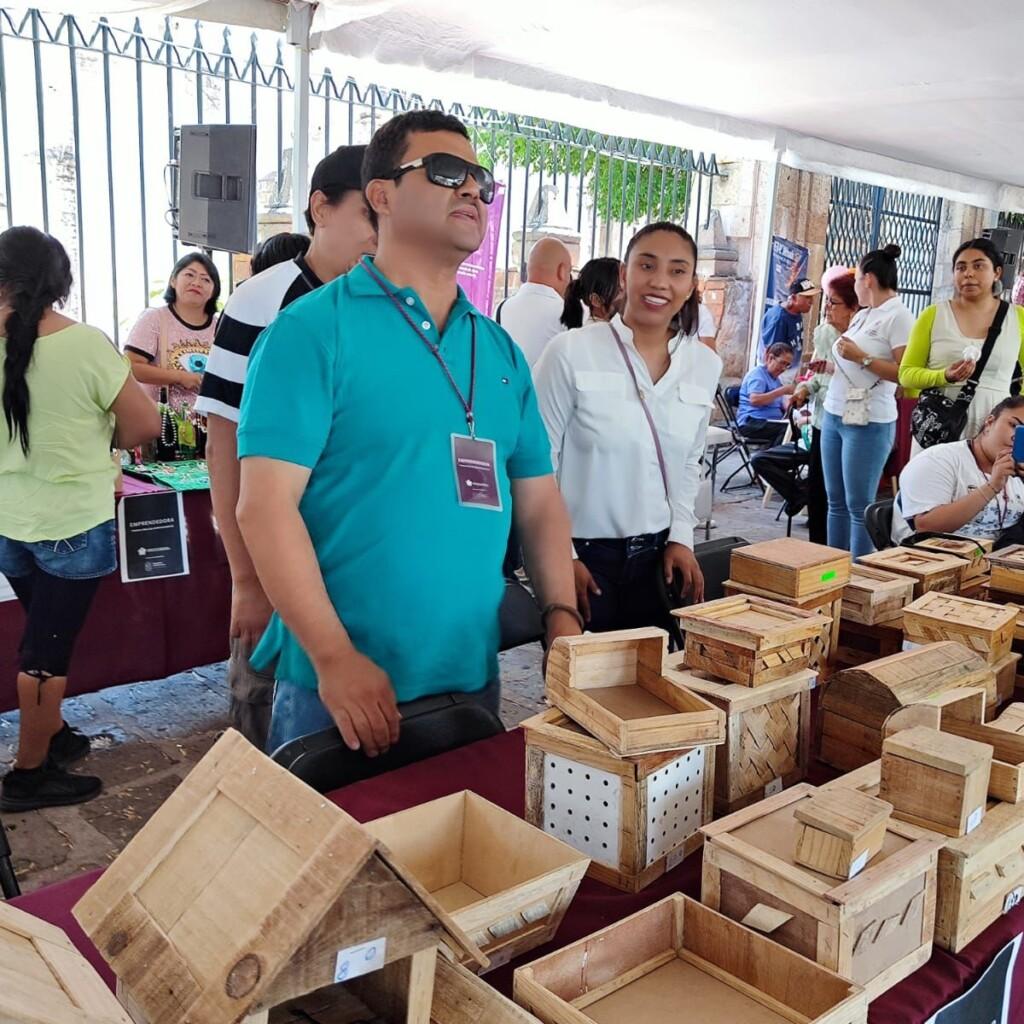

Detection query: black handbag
xmin=910 ymin=300 xmax=1009 ymax=449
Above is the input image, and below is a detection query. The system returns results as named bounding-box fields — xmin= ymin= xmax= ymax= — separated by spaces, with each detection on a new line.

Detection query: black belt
xmin=575 ymin=529 xmax=669 ymax=557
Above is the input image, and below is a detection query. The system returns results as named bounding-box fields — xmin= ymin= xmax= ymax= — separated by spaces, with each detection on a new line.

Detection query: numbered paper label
xmin=334 ymin=937 xmax=386 ymax=983
xmin=666 ymin=844 xmax=687 ymax=872
xmin=764 ymin=777 xmax=784 ymax=798
xmin=1004 ymin=887 xmax=1024 ymax=915
xmin=849 ymin=851 xmax=870 ymax=879
xmin=966 ymin=807 xmax=983 ymax=834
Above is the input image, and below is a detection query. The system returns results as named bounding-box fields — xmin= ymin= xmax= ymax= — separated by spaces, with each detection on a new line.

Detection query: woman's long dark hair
xmin=624 ymin=221 xmax=700 ymax=335
xmin=1 ymin=226 xmax=72 ymax=455
xmin=162 ymin=251 xmax=221 ymax=317
xmin=561 ymin=257 xmax=621 ymax=329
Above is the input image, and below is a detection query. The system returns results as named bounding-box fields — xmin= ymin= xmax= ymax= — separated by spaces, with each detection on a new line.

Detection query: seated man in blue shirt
xmin=760 ymin=278 xmax=818 ymax=373
xmin=236 ymin=110 xmax=581 ymax=757
xmin=737 ymin=342 xmax=795 ymax=447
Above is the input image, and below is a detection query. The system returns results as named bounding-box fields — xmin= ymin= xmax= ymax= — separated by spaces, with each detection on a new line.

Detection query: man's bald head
xmin=526 ymin=237 xmax=572 ymax=297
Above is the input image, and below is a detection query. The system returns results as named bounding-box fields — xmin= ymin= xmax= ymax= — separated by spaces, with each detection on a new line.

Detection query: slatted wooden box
xmin=73 ymin=729 xmax=486 ymax=1024
xmin=902 ymin=591 xmax=1017 ymax=665
xmin=663 ymin=657 xmax=814 ymax=815
xmin=364 ymin=791 xmax=589 ymax=972
xmin=818 ymin=642 xmax=995 ymax=772
xmin=674 ymin=595 xmax=831 ymax=687
xmin=701 ymin=784 xmax=943 ymax=1002
xmin=858 ymin=547 xmax=969 ymax=598
xmin=915 ymin=536 xmax=992 ymax=591
xmin=522 ymin=709 xmax=713 ymax=894
xmin=0 ymin=901 xmax=134 ymax=1024
xmin=834 ymin=615 xmax=906 ymax=671
xmin=723 ymin=578 xmax=843 ymax=670
xmin=513 ymin=894 xmax=867 ymax=1024
xmin=544 ymin=628 xmax=725 ymax=756
xmin=842 ymin=565 xmax=915 ymax=626
xmin=729 ymin=538 xmax=852 ymax=599
xmin=989 ymin=545 xmax=1024 ymax=595
xmin=793 ymin=790 xmax=893 ymax=881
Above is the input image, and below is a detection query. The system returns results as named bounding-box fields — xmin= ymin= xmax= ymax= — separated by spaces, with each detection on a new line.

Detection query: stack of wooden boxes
xmin=524 ymin=627 xmax=727 ymax=892
xmin=915 ymin=536 xmax=993 ymax=598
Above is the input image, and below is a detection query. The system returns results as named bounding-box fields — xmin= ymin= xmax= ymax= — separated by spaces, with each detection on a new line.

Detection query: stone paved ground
xmin=0 ymin=453 xmax=797 ymax=894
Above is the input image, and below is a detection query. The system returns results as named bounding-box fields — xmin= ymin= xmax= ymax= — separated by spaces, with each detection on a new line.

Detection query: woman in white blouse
xmin=533 ymin=222 xmax=722 ymax=632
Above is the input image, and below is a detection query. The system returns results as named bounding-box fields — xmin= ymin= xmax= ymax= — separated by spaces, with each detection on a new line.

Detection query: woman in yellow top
xmin=899 ymin=238 xmax=1024 ymax=444
xmin=0 ymin=227 xmax=159 ymax=812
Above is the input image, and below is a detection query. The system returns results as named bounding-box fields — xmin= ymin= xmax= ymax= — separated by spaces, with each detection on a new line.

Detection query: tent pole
xmin=287 ymin=3 xmax=314 ymax=233
xmin=748 ymin=154 xmax=780 ymax=371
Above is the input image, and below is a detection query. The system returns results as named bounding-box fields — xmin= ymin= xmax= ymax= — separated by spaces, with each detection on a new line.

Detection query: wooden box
xmin=842 ymin=566 xmax=915 ymax=626
xmin=915 ymin=536 xmax=992 ymax=591
xmin=834 ymin=616 xmax=906 ymax=671
xmin=723 ymin=578 xmax=843 ymax=669
xmin=880 ymin=726 xmax=992 ymax=838
xmin=663 ymin=657 xmax=815 ymax=815
xmin=858 ymin=547 xmax=969 ymax=598
xmin=902 ymin=591 xmax=1017 ymax=664
xmin=73 ymin=730 xmax=486 ymax=1024
xmin=989 ymin=545 xmax=1024 ymax=595
xmin=819 ymin=642 xmax=995 ymax=772
xmin=0 ymin=901 xmax=134 ymax=1024
xmin=364 ymin=792 xmax=589 ymax=971
xmin=794 ymin=790 xmax=893 ymax=881
xmin=513 ymin=894 xmax=867 ymax=1024
xmin=992 ymin=702 xmax=1024 ymax=735
xmin=545 ymin=628 xmax=725 ymax=756
xmin=674 ymin=595 xmax=832 ymax=687
xmin=994 ymin=652 xmax=1022 ymax=709
xmin=729 ymin=538 xmax=852 ymax=599
xmin=701 ymin=784 xmax=943 ymax=1001
xmin=522 ymin=709 xmax=713 ymax=894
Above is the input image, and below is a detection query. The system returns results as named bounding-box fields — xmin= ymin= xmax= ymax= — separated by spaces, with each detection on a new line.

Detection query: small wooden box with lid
xmin=915 ymin=536 xmax=992 ymax=595
xmin=841 ymin=565 xmax=915 ymax=627
xmin=793 ymin=789 xmax=893 ymax=881
xmin=988 ymin=544 xmax=1024 ymax=595
xmin=858 ymin=546 xmax=969 ymax=598
xmin=902 ymin=591 xmax=1017 ymax=664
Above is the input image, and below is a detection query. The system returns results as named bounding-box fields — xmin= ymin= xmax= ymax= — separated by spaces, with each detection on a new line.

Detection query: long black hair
xmin=162 ymin=251 xmax=221 ymax=317
xmin=1 ymin=226 xmax=72 ymax=455
xmin=860 ymin=243 xmax=901 ymax=292
xmin=624 ymin=221 xmax=700 ymax=336
xmin=561 ymin=257 xmax=621 ymax=329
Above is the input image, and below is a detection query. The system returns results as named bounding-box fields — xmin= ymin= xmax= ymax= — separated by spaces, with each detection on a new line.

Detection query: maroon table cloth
xmin=0 ymin=489 xmax=231 ymax=712
xmin=11 ymin=728 xmax=1024 ymax=1022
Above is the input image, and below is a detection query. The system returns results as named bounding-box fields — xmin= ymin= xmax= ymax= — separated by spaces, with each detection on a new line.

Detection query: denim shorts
xmin=0 ymin=519 xmax=118 ymax=581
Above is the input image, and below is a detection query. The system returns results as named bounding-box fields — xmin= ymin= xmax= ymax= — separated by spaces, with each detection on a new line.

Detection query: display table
xmin=0 ymin=481 xmax=230 ymax=712
xmin=11 ymin=728 xmax=1024 ymax=1023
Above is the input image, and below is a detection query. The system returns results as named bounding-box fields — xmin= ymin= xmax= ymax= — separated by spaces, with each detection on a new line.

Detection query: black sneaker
xmin=47 ymin=723 xmax=91 ymax=768
xmin=0 ymin=761 xmax=102 ymax=812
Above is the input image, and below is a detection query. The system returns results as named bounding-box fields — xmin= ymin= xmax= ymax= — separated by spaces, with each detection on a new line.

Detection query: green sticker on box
xmin=820 ymin=570 xmax=837 ymax=582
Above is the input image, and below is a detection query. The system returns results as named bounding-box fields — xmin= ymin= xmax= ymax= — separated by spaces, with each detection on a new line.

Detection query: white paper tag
xmin=764 ymin=777 xmax=784 ymax=798
xmin=334 ymin=937 xmax=387 ymax=983
xmin=666 ymin=843 xmax=687 ymax=872
xmin=849 ymin=850 xmax=870 ymax=879
xmin=808 ymin=674 xmax=818 ymax=691
xmin=1004 ymin=887 xmax=1024 ymax=915
xmin=902 ymin=640 xmax=921 ymax=652
xmin=966 ymin=807 xmax=984 ymax=834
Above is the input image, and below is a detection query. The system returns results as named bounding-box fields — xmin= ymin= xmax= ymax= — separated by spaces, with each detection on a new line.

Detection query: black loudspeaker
xmin=982 ymin=227 xmax=1024 ymax=294
xmin=176 ymin=124 xmax=257 ymax=254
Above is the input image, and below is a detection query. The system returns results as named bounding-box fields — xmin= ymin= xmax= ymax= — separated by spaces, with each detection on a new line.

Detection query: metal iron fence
xmin=825 ymin=177 xmax=942 ymax=315
xmin=0 ymin=7 xmax=719 ymax=344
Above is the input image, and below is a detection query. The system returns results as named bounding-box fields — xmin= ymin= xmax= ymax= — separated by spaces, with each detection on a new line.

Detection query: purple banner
xmin=457 ymin=182 xmax=506 ymax=316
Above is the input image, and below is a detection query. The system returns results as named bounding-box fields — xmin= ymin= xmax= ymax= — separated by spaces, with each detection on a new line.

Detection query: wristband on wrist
xmin=541 ymin=602 xmax=585 ymax=632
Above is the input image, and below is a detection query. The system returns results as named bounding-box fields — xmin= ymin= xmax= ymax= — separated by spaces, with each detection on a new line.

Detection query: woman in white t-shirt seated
xmin=892 ymin=395 xmax=1024 ymax=545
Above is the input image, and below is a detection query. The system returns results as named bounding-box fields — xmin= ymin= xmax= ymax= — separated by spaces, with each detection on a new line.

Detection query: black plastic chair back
xmin=864 ymin=499 xmax=895 ymax=552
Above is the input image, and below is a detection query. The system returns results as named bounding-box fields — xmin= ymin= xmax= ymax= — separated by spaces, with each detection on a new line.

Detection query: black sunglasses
xmin=385 ymin=152 xmax=496 ymax=204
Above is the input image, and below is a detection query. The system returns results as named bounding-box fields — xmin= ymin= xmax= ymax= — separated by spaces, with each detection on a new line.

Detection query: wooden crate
xmin=833 ymin=616 xmax=906 ymax=671
xmin=880 ymin=726 xmax=992 ymax=838
xmin=544 ymin=628 xmax=725 ymax=756
xmin=674 ymin=595 xmax=831 ymax=687
xmin=663 ymin=657 xmax=814 ymax=815
xmin=522 ymin=709 xmax=713 ymax=894
xmin=364 ymin=792 xmax=588 ymax=972
xmin=992 ymin=702 xmax=1024 ymax=734
xmin=858 ymin=547 xmax=969 ymax=598
xmin=73 ymin=730 xmax=486 ymax=1024
xmin=729 ymin=538 xmax=852 ymax=599
xmin=723 ymin=578 xmax=843 ymax=669
xmin=994 ymin=652 xmax=1021 ymax=709
xmin=915 ymin=536 xmax=992 ymax=591
xmin=985 ymin=588 xmax=1024 ymax=642
xmin=701 ymin=784 xmax=943 ymax=1001
xmin=902 ymin=591 xmax=1017 ymax=664
xmin=989 ymin=545 xmax=1024 ymax=595
xmin=0 ymin=901 xmax=134 ymax=1024
xmin=842 ymin=566 xmax=915 ymax=626
xmin=513 ymin=894 xmax=867 ymax=1024
xmin=818 ymin=642 xmax=995 ymax=772
xmin=794 ymin=790 xmax=893 ymax=881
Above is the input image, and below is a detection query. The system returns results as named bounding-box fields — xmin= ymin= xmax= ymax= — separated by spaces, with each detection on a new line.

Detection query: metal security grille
xmin=825 ymin=178 xmax=942 ymax=315
xmin=0 ymin=7 xmax=719 ymax=343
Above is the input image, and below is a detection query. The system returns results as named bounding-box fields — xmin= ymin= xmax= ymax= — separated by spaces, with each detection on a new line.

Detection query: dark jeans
xmin=807 ymin=426 xmax=827 ymax=544
xmin=739 ymin=419 xmax=788 ymax=447
xmin=575 ymin=531 xmax=675 ymax=634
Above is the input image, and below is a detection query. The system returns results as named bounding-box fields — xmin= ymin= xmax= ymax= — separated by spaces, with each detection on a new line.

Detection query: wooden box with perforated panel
xmin=72 ymin=729 xmax=487 ymax=1024
xmin=729 ymin=537 xmax=852 ymax=599
xmin=915 ymin=536 xmax=993 ymax=592
xmin=364 ymin=792 xmax=589 ymax=972
xmin=988 ymin=545 xmax=1024 ymax=595
xmin=902 ymin=591 xmax=1017 ymax=665
xmin=674 ymin=595 xmax=832 ymax=688
xmin=544 ymin=628 xmax=726 ymax=756
xmin=513 ymin=894 xmax=868 ymax=1024
xmin=700 ymin=784 xmax=943 ymax=1002
xmin=663 ymin=656 xmax=815 ymax=815
xmin=841 ymin=566 xmax=915 ymax=626
xmin=522 ymin=709 xmax=714 ymax=894
xmin=858 ymin=547 xmax=969 ymax=598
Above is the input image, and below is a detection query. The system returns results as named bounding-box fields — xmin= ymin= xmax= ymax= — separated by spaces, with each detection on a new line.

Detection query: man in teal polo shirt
xmin=237 ymin=110 xmax=580 ymax=756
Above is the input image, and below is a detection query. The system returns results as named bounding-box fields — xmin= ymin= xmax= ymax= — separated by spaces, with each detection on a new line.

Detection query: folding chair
xmin=714 ymin=385 xmax=769 ymax=493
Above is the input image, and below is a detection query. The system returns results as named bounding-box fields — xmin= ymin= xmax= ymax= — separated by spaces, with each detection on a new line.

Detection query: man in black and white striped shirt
xmin=195 ymin=144 xmax=375 ymax=747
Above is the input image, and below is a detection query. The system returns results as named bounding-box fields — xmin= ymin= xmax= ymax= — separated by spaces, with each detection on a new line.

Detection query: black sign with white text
xmin=118 ymin=491 xmax=190 ymax=583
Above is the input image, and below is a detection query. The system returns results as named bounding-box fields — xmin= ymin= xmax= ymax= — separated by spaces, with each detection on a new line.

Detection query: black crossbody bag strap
xmin=957 ymin=300 xmax=1010 ymax=405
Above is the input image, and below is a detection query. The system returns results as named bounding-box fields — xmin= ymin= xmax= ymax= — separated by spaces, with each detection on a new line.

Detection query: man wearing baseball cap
xmin=760 ymin=277 xmax=820 ymax=377
xmin=196 ymin=144 xmax=376 ymax=748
